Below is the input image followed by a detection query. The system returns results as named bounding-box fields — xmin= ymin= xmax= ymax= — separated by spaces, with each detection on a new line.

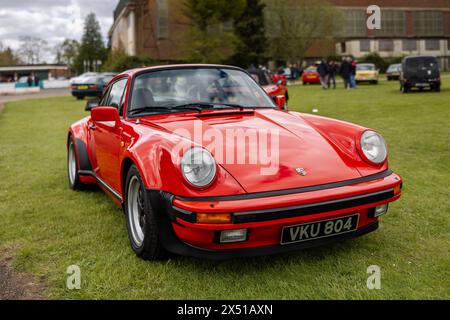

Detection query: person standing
xmin=317 ymin=59 xmax=329 ymax=89
xmin=328 ymin=61 xmax=338 ymax=89
xmin=339 ymin=58 xmax=352 ymax=89
xmin=350 ymin=58 xmax=357 ymax=89
xmin=27 ymin=74 xmax=33 ymax=87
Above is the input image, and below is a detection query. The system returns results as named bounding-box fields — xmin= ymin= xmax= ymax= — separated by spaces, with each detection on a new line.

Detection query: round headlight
xmin=181 ymin=147 xmax=217 ymax=187
xmin=360 ymin=130 xmax=387 ymax=164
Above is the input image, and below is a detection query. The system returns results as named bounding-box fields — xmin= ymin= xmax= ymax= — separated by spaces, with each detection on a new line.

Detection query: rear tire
xmin=67 ymin=138 xmax=84 ymax=190
xmin=124 ymin=165 xmax=167 ymax=260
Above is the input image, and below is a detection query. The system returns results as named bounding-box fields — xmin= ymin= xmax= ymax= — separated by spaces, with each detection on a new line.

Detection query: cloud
xmin=0 ymin=0 xmax=118 ymax=62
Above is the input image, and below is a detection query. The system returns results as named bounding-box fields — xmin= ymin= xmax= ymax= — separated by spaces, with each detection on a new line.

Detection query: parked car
xmin=248 ymin=68 xmax=288 ymax=108
xmin=301 ymin=66 xmax=321 ymax=85
xmin=71 ymin=73 xmax=116 ymax=100
xmin=70 ymin=72 xmax=98 ymax=85
xmin=67 ymin=64 xmax=402 ymax=260
xmin=386 ymin=64 xmax=401 ymax=81
xmin=271 ymin=73 xmax=287 ymax=86
xmin=355 ymin=63 xmax=379 ymax=84
xmin=400 ymin=56 xmax=441 ymax=93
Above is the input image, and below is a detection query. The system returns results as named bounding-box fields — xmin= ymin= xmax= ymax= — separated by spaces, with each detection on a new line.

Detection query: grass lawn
xmin=0 ymin=79 xmax=449 ymax=300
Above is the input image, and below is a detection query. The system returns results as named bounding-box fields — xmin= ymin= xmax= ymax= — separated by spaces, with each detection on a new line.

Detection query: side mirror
xmin=274 ymin=95 xmax=286 ymax=110
xmin=91 ymin=107 xmax=120 ymax=128
xmin=85 ymin=98 xmax=99 ymax=111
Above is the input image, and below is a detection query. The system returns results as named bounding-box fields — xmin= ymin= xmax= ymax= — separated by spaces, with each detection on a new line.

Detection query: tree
xmin=55 ymin=39 xmax=80 ymax=70
xmin=18 ymin=36 xmax=49 ymax=64
xmin=183 ymin=0 xmax=246 ymax=63
xmin=0 ymin=41 xmax=21 ymax=66
xmin=76 ymin=13 xmax=106 ymax=73
xmin=265 ymin=0 xmax=342 ymax=64
xmin=229 ymin=0 xmax=267 ymax=68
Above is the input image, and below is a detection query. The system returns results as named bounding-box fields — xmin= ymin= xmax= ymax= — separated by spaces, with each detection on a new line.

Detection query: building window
xmin=413 ymin=11 xmax=443 ymax=36
xmin=448 ymin=39 xmax=450 ymax=50
xmin=360 ymin=40 xmax=370 ymax=52
xmin=343 ymin=10 xmax=366 ymax=37
xmin=376 ymin=10 xmax=406 ymax=36
xmin=340 ymin=42 xmax=346 ymax=53
xmin=402 ymin=39 xmax=417 ymax=51
xmin=157 ymin=0 xmax=169 ymax=39
xmin=379 ymin=39 xmax=394 ymax=51
xmin=425 ymin=39 xmax=440 ymax=51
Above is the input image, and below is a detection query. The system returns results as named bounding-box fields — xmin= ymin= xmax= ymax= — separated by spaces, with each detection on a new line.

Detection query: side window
xmin=105 ymin=78 xmax=128 ymax=108
xmin=99 ymin=86 xmax=112 ymax=106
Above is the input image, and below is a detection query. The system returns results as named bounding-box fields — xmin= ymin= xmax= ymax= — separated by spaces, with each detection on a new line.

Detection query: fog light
xmin=219 ymin=229 xmax=247 ymax=243
xmin=372 ymin=204 xmax=389 ymax=218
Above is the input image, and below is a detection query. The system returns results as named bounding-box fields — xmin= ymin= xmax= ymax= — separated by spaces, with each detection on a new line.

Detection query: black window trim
xmin=101 ymin=76 xmax=129 ymax=117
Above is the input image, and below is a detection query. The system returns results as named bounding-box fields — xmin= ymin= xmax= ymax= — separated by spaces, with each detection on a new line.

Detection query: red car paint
xmin=302 ymin=66 xmax=321 ymax=85
xmin=68 ymin=64 xmax=402 ymax=259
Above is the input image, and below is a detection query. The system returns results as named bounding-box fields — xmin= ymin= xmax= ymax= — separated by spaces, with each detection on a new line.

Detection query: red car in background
xmin=248 ymin=68 xmax=289 ymax=107
xmin=67 ymin=64 xmax=402 ymax=260
xmin=302 ymin=66 xmax=321 ymax=85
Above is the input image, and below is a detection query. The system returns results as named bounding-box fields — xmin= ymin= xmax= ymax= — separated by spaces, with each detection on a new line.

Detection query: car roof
xmin=117 ymin=64 xmax=246 ymax=78
xmin=404 ymin=55 xmax=437 ymax=61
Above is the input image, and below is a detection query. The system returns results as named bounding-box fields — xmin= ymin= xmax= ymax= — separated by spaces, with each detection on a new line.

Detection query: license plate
xmin=78 ymin=85 xmax=88 ymax=90
xmin=281 ymin=214 xmax=359 ymax=245
xmin=416 ymin=83 xmax=428 ymax=87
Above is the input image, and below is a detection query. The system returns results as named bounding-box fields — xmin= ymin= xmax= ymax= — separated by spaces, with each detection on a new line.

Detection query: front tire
xmin=124 ymin=165 xmax=167 ymax=260
xmin=67 ymin=139 xmax=84 ymax=190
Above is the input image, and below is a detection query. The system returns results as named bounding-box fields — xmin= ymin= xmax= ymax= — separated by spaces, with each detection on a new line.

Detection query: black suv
xmin=400 ymin=56 xmax=441 ymax=93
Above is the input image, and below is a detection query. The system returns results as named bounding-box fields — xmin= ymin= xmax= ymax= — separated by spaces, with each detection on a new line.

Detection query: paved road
xmin=0 ymin=88 xmax=70 ymax=106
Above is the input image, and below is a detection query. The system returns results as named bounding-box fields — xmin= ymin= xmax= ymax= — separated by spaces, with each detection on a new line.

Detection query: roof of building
xmin=0 ymin=64 xmax=69 ymax=72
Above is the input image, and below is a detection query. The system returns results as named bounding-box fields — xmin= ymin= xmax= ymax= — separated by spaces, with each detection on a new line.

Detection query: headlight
xmin=360 ymin=130 xmax=387 ymax=164
xmin=181 ymin=147 xmax=217 ymax=187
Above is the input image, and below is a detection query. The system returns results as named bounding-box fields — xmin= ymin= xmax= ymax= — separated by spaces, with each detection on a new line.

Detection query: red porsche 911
xmin=302 ymin=66 xmax=321 ymax=85
xmin=67 ymin=64 xmax=402 ymax=260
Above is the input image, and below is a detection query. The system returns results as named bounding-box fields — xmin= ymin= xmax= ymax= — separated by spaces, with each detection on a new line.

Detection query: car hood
xmin=143 ymin=109 xmax=362 ymax=193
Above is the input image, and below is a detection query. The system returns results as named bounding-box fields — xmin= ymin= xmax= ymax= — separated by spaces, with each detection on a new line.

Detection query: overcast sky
xmin=0 ymin=0 xmax=118 ymax=62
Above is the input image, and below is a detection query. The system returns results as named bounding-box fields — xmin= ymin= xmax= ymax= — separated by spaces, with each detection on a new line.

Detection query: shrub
xmin=103 ymin=50 xmax=155 ymax=72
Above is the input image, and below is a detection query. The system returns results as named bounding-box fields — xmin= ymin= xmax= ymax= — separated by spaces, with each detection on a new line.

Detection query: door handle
xmin=89 ymin=124 xmax=96 ymax=130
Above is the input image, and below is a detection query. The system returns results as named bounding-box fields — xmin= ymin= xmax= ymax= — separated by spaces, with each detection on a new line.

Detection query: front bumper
xmin=149 ymin=170 xmax=402 ymax=260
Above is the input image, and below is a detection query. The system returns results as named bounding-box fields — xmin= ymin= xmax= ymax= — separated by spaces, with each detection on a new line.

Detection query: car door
xmin=90 ymin=77 xmax=128 ymax=193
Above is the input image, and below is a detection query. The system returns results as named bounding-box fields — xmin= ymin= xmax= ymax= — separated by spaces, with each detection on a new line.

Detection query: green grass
xmin=0 ymin=80 xmax=449 ymax=300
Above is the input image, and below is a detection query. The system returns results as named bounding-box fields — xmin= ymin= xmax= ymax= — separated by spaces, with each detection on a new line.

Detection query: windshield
xmin=129 ymin=68 xmax=275 ymax=113
xmin=357 ymin=64 xmax=375 ymax=71
xmin=249 ymin=70 xmax=272 ymax=86
xmin=405 ymin=57 xmax=438 ymax=72
xmin=387 ymin=64 xmax=400 ymax=72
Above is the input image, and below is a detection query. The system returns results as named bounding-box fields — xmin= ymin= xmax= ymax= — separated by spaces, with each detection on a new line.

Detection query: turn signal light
xmin=197 ymin=213 xmax=232 ymax=224
xmin=394 ymin=184 xmax=402 ymax=196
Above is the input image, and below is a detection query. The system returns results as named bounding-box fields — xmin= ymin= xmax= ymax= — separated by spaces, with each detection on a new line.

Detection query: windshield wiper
xmin=172 ymin=102 xmax=245 ymax=111
xmin=129 ymin=102 xmax=264 ymax=116
xmin=129 ymin=105 xmax=203 ymax=115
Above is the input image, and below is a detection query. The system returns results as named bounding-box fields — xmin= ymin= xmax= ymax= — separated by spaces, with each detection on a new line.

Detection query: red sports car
xmin=67 ymin=64 xmax=402 ymax=260
xmin=302 ymin=66 xmax=321 ymax=85
xmin=248 ymin=68 xmax=288 ymax=108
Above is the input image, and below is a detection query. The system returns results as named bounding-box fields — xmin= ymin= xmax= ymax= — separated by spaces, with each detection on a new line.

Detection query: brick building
xmin=109 ymin=0 xmax=450 ymax=69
